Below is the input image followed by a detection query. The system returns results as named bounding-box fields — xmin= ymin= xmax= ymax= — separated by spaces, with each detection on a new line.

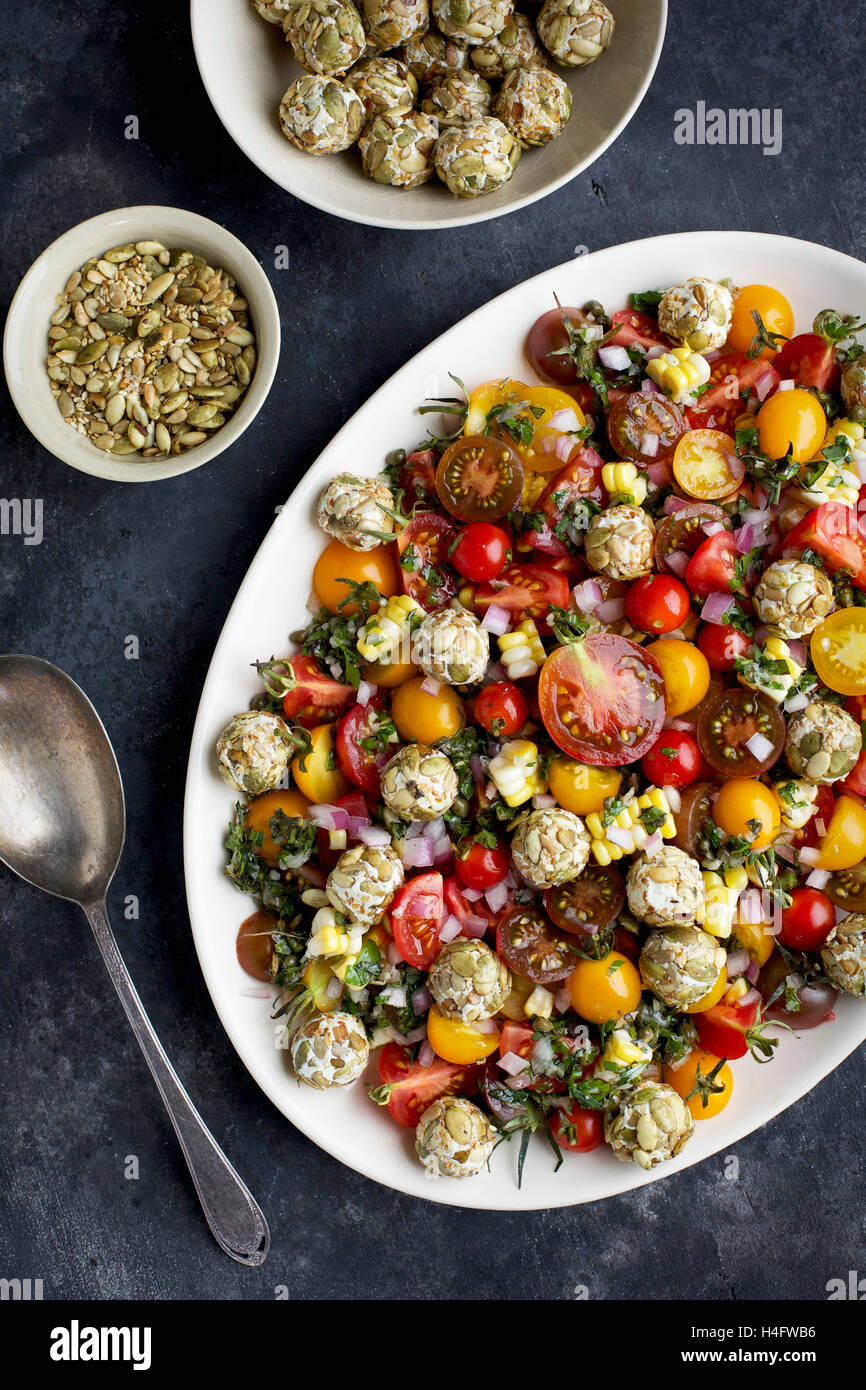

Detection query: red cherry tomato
xmin=474 ymin=680 xmax=528 ymax=737
xmin=685 ymin=531 xmax=740 ymax=599
xmin=698 ymin=622 xmax=754 ymax=671
xmin=280 ymin=653 xmax=354 ymax=728
xmin=695 ymin=994 xmax=761 ymax=1061
xmin=390 ymin=871 xmax=444 ymax=969
xmin=640 ymin=729 xmax=704 ymax=788
xmin=624 ymin=573 xmax=690 ymax=634
xmin=315 ymin=789 xmax=370 ymax=869
xmin=443 ymin=875 xmax=499 ymax=932
xmin=549 ymin=1102 xmax=604 ymax=1153
xmin=335 ymin=696 xmax=395 ymax=795
xmin=841 ymin=749 xmax=866 ymax=798
xmin=774 ymin=333 xmax=841 ymax=393
xmin=475 ymin=562 xmax=569 ymax=628
xmin=454 ymin=837 xmax=509 ymax=890
xmin=525 ymin=305 xmax=592 ymax=386
xmin=609 ymin=307 xmax=671 ymax=351
xmin=785 ymin=501 xmax=866 ymax=590
xmin=686 ymin=353 xmax=780 ymax=434
xmin=397 ymin=447 xmax=438 ymax=509
xmin=396 ymin=512 xmax=458 ymax=611
xmin=377 ymin=1041 xmax=479 ymax=1127
xmin=538 ymin=635 xmax=667 ymax=765
xmin=450 ymin=522 xmax=512 ymax=582
xmin=778 ymin=886 xmax=836 ymax=951
xmin=522 ymin=449 xmax=607 ymax=553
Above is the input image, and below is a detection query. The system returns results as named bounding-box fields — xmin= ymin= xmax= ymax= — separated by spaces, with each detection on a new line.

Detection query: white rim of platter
xmin=184 ymin=231 xmax=866 ymax=1209
xmin=190 ymin=0 xmax=668 ymax=231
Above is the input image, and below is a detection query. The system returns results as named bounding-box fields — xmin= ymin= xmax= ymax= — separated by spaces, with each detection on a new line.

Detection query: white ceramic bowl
xmin=3 ymin=205 xmax=280 ymax=484
xmin=184 ymin=231 xmax=866 ymax=1210
xmin=191 ymin=0 xmax=667 ymax=231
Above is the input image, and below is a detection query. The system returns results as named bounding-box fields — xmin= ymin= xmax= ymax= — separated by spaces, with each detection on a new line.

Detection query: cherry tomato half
xmin=436 ymin=434 xmax=523 ymax=523
xmin=607 ymin=391 xmax=687 ymax=464
xmin=778 ymin=886 xmax=836 ymax=951
xmin=538 ymin=635 xmax=667 ymax=766
xmin=427 ymin=1006 xmax=500 ymax=1064
xmin=450 ymin=522 xmax=512 ymax=582
xmin=475 ymin=562 xmax=569 ymax=626
xmin=455 ymin=837 xmax=509 ymax=890
xmin=685 ymin=531 xmax=739 ymax=599
xmin=815 ymin=794 xmax=866 ymax=872
xmin=640 ymin=729 xmax=704 ymax=788
xmin=396 ymin=511 xmax=457 ymax=611
xmin=756 ymin=388 xmax=826 ymax=463
xmin=474 ymin=680 xmax=528 ymax=737
xmin=377 ymin=1041 xmax=478 ymax=1127
xmin=698 ymin=622 xmax=753 ymax=672
xmin=645 ymin=638 xmax=710 ymax=718
xmin=695 ymin=995 xmax=761 ymax=1062
xmin=549 ymin=1103 xmax=604 ymax=1153
xmin=810 ymin=608 xmax=866 ymax=697
xmin=464 ymin=380 xmax=586 ymax=474
xmin=625 ymin=573 xmax=690 ymax=634
xmin=609 ymin=307 xmax=670 ymax=352
xmin=653 ymin=503 xmax=730 ymax=578
xmin=526 ymin=305 xmax=591 ymax=386
xmin=713 ymin=777 xmax=780 ymax=850
xmin=569 ymin=951 xmax=642 ymax=1024
xmin=336 ymin=696 xmax=396 ymax=795
xmin=391 ymin=678 xmax=465 ymax=743
xmin=522 ymin=450 xmax=607 ymax=552
xmin=696 ymin=687 xmax=785 ymax=776
xmin=390 ymin=871 xmax=444 ymax=969
xmin=673 ymin=429 xmax=743 ymax=501
xmin=687 ymin=354 xmax=780 ymax=435
xmin=774 ymin=333 xmax=841 ymax=393
xmin=496 ymin=906 xmax=577 ymax=985
xmin=785 ymin=501 xmax=866 ymax=591
xmin=544 ymin=864 xmax=625 ymax=937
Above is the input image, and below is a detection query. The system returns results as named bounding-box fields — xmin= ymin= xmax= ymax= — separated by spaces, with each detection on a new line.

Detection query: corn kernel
xmin=725 ymin=976 xmax=750 ymax=1004
xmin=646 ymin=346 xmax=711 ymax=404
xmin=488 ymin=739 xmax=548 ymax=807
xmin=356 ymin=594 xmax=421 ymax=663
xmin=699 ymin=870 xmax=738 ymax=939
xmin=524 ymin=985 xmax=554 ymax=1020
xmin=737 ymin=636 xmax=803 ymax=705
xmin=585 ymin=787 xmax=675 ymax=864
xmin=499 ymin=619 xmax=546 ymax=680
xmin=603 ymin=1028 xmax=647 ymax=1068
xmin=601 ymin=461 xmax=647 ymax=505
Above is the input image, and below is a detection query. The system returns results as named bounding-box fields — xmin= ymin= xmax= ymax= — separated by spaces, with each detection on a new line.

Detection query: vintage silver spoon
xmin=0 ymin=654 xmax=269 ymax=1265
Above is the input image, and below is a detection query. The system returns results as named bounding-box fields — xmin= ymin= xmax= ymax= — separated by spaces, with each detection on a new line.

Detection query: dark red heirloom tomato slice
xmin=377 ymin=1042 xmax=479 ymax=1128
xmin=695 ymin=995 xmax=761 ymax=1062
xmin=653 ymin=503 xmax=730 ymax=577
xmin=543 ymin=864 xmax=625 ymax=937
xmin=609 ymin=307 xmax=671 ymax=352
xmin=525 ymin=305 xmax=592 ymax=386
xmin=496 ymin=906 xmax=577 ymax=984
xmin=475 ymin=562 xmax=569 ymax=627
xmin=436 ymin=434 xmax=523 ymax=522
xmin=685 ymin=353 xmax=780 ymax=434
xmin=758 ymin=953 xmax=838 ymax=1031
xmin=396 ymin=511 xmax=458 ymax=611
xmin=685 ymin=531 xmax=740 ymax=599
xmin=785 ymin=501 xmax=866 ymax=589
xmin=696 ymin=688 xmax=785 ymax=776
xmin=625 ymin=573 xmax=690 ymax=634
xmin=549 ymin=1102 xmax=604 ymax=1153
xmin=607 ymin=391 xmax=687 ymax=465
xmin=281 ymin=653 xmax=355 ymax=728
xmin=538 ymin=634 xmax=666 ymax=765
xmin=698 ymin=622 xmax=753 ymax=672
xmin=398 ymin=447 xmax=438 ymax=508
xmin=774 ymin=333 xmax=841 ymax=394
xmin=336 ymin=696 xmax=395 ymax=795
xmin=640 ymin=729 xmax=704 ymax=789
xmin=236 ymin=911 xmax=278 ymax=982
xmin=522 ymin=448 xmax=607 ymax=553
xmin=672 ymin=780 xmax=716 ymax=855
xmin=390 ymin=871 xmax=444 ymax=969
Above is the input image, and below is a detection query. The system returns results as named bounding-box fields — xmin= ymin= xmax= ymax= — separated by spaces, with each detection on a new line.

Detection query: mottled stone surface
xmin=0 ymin=0 xmax=864 ymax=1300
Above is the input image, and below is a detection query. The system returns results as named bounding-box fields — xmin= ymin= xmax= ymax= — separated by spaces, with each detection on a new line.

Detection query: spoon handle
xmin=84 ymin=900 xmax=270 ymax=1266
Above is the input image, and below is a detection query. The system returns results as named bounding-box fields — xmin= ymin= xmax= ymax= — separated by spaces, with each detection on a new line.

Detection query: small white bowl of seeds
xmin=3 ymin=205 xmax=280 ymax=482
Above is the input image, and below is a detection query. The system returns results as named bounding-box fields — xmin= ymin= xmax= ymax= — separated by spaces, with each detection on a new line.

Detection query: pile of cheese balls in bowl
xmin=254 ymin=0 xmax=615 ymax=198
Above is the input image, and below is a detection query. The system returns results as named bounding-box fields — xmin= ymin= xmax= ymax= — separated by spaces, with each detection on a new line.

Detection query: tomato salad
xmin=218 ymin=274 xmax=866 ymax=1183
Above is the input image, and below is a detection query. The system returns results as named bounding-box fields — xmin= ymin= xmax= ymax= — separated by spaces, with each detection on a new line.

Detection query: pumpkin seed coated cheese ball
xmin=399 ymin=29 xmax=469 ymax=81
xmin=253 ymin=0 xmax=296 ymax=23
xmin=279 ymin=74 xmax=366 ymax=153
xmin=360 ymin=108 xmax=440 ymax=185
xmin=345 ymin=55 xmax=418 ymax=115
xmin=626 ymin=847 xmax=704 ymax=928
xmin=841 ymin=351 xmax=866 ymax=424
xmin=361 ymin=0 xmax=430 ymax=50
xmin=471 ymin=11 xmax=541 ymax=75
xmin=753 ymin=559 xmax=834 ymax=639
xmin=288 ymin=0 xmax=366 ymax=75
xmin=494 ymin=66 xmax=571 ymax=146
xmin=428 ymin=939 xmax=511 ymax=1021
xmin=325 ymin=843 xmax=405 ymax=924
xmin=291 ymin=1012 xmax=370 ymax=1088
xmin=432 ymin=0 xmax=514 ymax=43
xmin=785 ymin=701 xmax=862 ymax=784
xmin=657 ymin=276 xmax=734 ymax=353
xmin=415 ymin=1095 xmax=497 ymax=1178
xmin=640 ymin=926 xmax=727 ymax=1012
xmin=216 ymin=710 xmax=292 ymax=795
xmin=434 ymin=115 xmax=520 ymax=196
xmin=414 ymin=607 xmax=489 ymax=683
xmin=316 ymin=471 xmax=395 ymax=548
xmin=536 ymin=0 xmax=614 ymax=67
xmin=584 ymin=503 xmax=655 ymax=582
xmin=511 ymin=807 xmax=590 ymax=888
xmin=820 ymin=913 xmax=866 ymax=996
xmin=604 ymin=1082 xmax=694 ymax=1170
xmin=422 ymin=69 xmax=493 ymax=126
xmin=381 ymin=743 xmax=459 ymax=819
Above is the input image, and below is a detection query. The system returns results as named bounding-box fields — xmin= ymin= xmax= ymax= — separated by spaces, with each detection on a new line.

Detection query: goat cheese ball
xmin=216 ymin=710 xmax=292 ymax=795
xmin=291 ymin=1012 xmax=370 ymax=1088
xmin=399 ymin=28 xmax=468 ymax=81
xmin=288 ymin=0 xmax=366 ymax=75
xmin=432 ymin=0 xmax=514 ymax=44
xmin=470 ymin=11 xmax=541 ymax=75
xmin=254 ymin=0 xmax=295 ymax=22
xmin=585 ymin=503 xmax=655 ymax=582
xmin=325 ymin=843 xmax=404 ymax=924
xmin=428 ymin=938 xmax=512 ymax=1022
xmin=279 ymin=74 xmax=365 ymax=154
xmin=820 ymin=913 xmax=866 ymax=996
xmin=434 ymin=115 xmax=520 ymax=196
xmin=361 ymin=0 xmax=429 ymax=50
xmin=753 ymin=559 xmax=834 ymax=639
xmin=344 ymin=55 xmax=419 ymax=116
xmin=536 ymin=0 xmax=614 ymax=68
xmin=626 ymin=847 xmax=704 ymax=928
xmin=381 ymin=743 xmax=459 ymax=820
xmin=604 ymin=1082 xmax=694 ymax=1170
xmin=657 ymin=276 xmax=734 ymax=353
xmin=317 ymin=472 xmax=395 ymax=549
xmin=640 ymin=926 xmax=727 ymax=1012
xmin=785 ymin=701 xmax=862 ymax=784
xmin=494 ymin=66 xmax=571 ymax=146
xmin=841 ymin=351 xmax=866 ymax=425
xmin=511 ymin=808 xmax=590 ymax=888
xmin=422 ymin=70 xmax=493 ymax=126
xmin=415 ymin=1095 xmax=496 ymax=1178
xmin=414 ymin=607 xmax=489 ymax=684
xmin=360 ymin=108 xmax=440 ymax=186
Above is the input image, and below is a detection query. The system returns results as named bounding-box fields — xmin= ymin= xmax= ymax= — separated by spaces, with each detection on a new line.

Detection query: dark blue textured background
xmin=1 ymin=0 xmax=864 ymax=1300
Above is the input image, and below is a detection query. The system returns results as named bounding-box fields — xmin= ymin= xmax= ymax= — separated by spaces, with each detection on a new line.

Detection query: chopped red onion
xmin=664 ymin=548 xmax=689 ymax=577
xmin=439 ymin=914 xmax=462 ymax=943
xmin=548 ymin=407 xmax=581 ymax=432
xmin=721 ymin=451 xmax=746 ymax=481
xmin=754 ymin=370 xmax=776 ymax=402
xmin=638 ymin=430 xmax=659 ymax=458
xmin=742 ymin=507 xmax=771 ymax=528
xmin=480 ymin=603 xmax=510 ymax=635
xmin=474 ymin=1017 xmax=497 ymax=1034
xmin=411 ymin=986 xmax=432 ymax=1015
xmin=596 ymin=596 xmax=626 ymax=624
xmin=642 ymin=830 xmax=663 ymax=856
xmin=745 ymin=960 xmax=760 ymax=984
xmin=814 ymin=818 xmax=827 ymax=839
xmin=853 ymin=450 xmax=866 ymax=485
xmin=459 ymin=885 xmax=484 ymax=902
xmin=420 ymin=675 xmax=441 ymax=696
xmin=787 ymin=639 xmax=807 ymax=667
xmin=669 ymin=718 xmax=695 ymax=732
xmin=702 ymin=520 xmax=726 ymax=537
xmin=402 ymin=836 xmax=436 ymax=868
xmin=806 ymin=868 xmax=831 ymax=890
xmin=461 ymin=914 xmax=488 ymax=939
xmin=777 ymin=379 xmax=795 ymax=392
xmin=644 ymin=345 xmax=667 ymax=362
xmin=355 ymin=825 xmax=391 ymax=849
xmin=725 ymin=949 xmax=749 ymax=977
xmin=498 ymin=1050 xmax=531 ymax=1076
xmin=532 ymin=793 xmax=557 ymax=809
xmin=356 ymin=679 xmax=374 ymax=706
xmin=573 ymin=578 xmax=603 ymax=614
xmin=485 ymin=879 xmax=510 ymax=913
xmin=774 ymin=840 xmax=796 ymax=863
xmin=387 ymin=941 xmax=406 ymax=967
xmin=737 ymin=888 xmax=765 ymax=924
xmin=701 ymin=592 xmax=732 ymax=625
xmin=661 ymin=784 xmax=682 ymax=814
xmin=483 ymin=660 xmax=507 ymax=683
xmin=597 ymin=345 xmax=631 ymax=372
xmin=432 ymin=839 xmax=454 ymax=866
xmin=418 ymin=1040 xmax=435 ymax=1067
xmin=664 ymin=494 xmax=691 ymax=515
xmin=347 ymin=814 xmax=372 ymax=835
xmin=607 ymin=825 xmax=634 ymax=850
xmin=383 ymin=985 xmax=407 ymax=1008
xmin=555 ymin=432 xmax=574 ymax=462
xmin=645 ymin=461 xmax=669 ymax=488
xmin=738 ymin=987 xmax=763 ymax=1009
xmin=325 ymin=975 xmax=344 ymax=1000
xmin=735 ymin=523 xmax=756 ymax=554
xmin=309 ymin=804 xmax=349 ymax=831
xmin=745 ymin=731 xmax=775 ymax=762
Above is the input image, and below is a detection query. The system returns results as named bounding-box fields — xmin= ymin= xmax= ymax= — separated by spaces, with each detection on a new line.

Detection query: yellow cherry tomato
xmin=672 ymin=429 xmax=743 ymax=500
xmin=815 ymin=794 xmax=866 ymax=871
xmin=313 ymin=538 xmax=399 ymax=615
xmin=663 ymin=1048 xmax=733 ymax=1119
xmin=645 ymin=638 xmax=710 ymax=717
xmin=465 ymin=379 xmax=585 ymax=473
xmin=244 ymin=788 xmax=311 ymax=867
xmin=727 ymin=284 xmax=794 ymax=358
xmin=391 ymin=675 xmax=464 ymax=742
xmin=684 ymin=965 xmax=728 ymax=1014
xmin=713 ymin=777 xmax=781 ymax=851
xmin=811 ymin=608 xmax=866 ymax=696
xmin=756 ymin=388 xmax=827 ymax=463
xmin=548 ymin=757 xmax=622 ymax=816
xmin=568 ymin=951 xmax=642 ymax=1024
xmin=426 ymin=1004 xmax=500 ymax=1064
xmin=731 ymin=920 xmax=775 ymax=967
xmin=360 ymin=657 xmax=420 ymax=689
xmin=303 ymin=958 xmax=341 ymax=1012
xmin=291 ymin=723 xmax=347 ymax=803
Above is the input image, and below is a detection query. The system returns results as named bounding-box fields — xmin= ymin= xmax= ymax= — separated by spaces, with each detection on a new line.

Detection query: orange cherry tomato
xmin=244 ymin=789 xmax=311 ymax=866
xmin=568 ymin=951 xmax=642 ymax=1024
xmin=684 ymin=966 xmax=728 ymax=1015
xmin=645 ymin=638 xmax=710 ymax=718
xmin=427 ymin=1005 xmax=501 ymax=1064
xmin=672 ymin=429 xmax=742 ymax=500
xmin=313 ymin=538 xmax=399 ymax=615
xmin=291 ymin=723 xmax=348 ymax=803
xmin=811 ymin=608 xmax=866 ymax=697
xmin=360 ymin=657 xmax=420 ymax=688
xmin=663 ymin=1048 xmax=734 ymax=1119
xmin=390 ymin=675 xmax=465 ymax=742
xmin=713 ymin=778 xmax=781 ymax=851
xmin=465 ymin=379 xmax=586 ymax=473
xmin=727 ymin=284 xmax=794 ymax=358
xmin=815 ymin=794 xmax=866 ymax=871
xmin=756 ymin=388 xmax=826 ymax=463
